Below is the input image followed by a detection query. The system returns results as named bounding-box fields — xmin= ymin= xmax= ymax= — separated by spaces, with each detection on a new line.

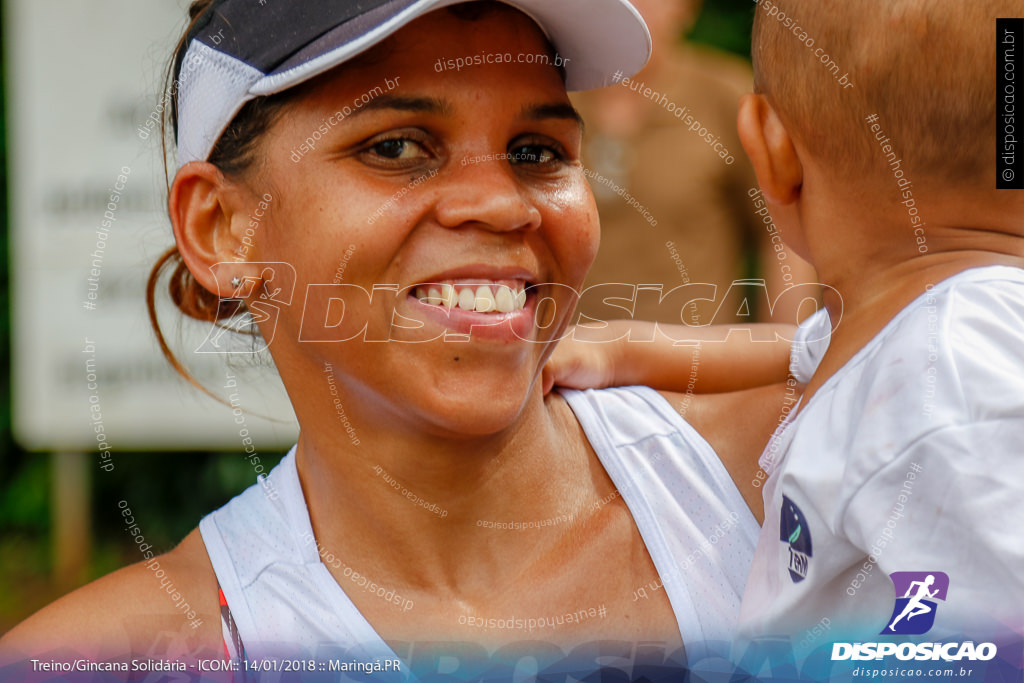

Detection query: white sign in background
xmin=9 ymin=0 xmax=299 ymax=452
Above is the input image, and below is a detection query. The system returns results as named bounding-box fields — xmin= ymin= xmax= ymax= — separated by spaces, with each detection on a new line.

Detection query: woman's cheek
xmin=546 ymin=184 xmax=600 ymax=279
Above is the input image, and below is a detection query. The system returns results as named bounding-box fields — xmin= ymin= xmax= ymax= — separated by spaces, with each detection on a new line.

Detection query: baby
xmin=550 ymin=0 xmax=1024 ymax=660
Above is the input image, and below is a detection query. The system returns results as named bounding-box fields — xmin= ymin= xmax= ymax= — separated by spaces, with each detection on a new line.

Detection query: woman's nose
xmin=433 ymin=156 xmax=542 ymax=234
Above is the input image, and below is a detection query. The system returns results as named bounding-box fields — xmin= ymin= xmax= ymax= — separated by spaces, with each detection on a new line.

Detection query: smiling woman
xmin=1 ymin=1 xmax=795 ymax=680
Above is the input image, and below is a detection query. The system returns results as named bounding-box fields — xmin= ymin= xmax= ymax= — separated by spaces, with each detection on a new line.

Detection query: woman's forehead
xmin=296 ymin=7 xmax=569 ymax=110
xmin=350 ymin=7 xmax=557 ymax=81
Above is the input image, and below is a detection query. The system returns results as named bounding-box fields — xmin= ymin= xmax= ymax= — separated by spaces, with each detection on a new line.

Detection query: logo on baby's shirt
xmin=779 ymin=495 xmax=812 ymax=582
xmin=880 ymin=571 xmax=949 ymax=635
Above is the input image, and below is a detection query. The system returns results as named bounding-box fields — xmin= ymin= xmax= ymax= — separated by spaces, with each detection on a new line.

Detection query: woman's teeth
xmin=414 ymin=283 xmax=528 ymax=314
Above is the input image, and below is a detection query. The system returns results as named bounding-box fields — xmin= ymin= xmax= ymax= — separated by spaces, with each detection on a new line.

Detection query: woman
xmin=2 ymin=0 xmax=792 ymax=678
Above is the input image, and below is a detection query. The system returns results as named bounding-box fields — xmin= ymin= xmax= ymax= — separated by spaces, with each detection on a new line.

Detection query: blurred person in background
xmin=573 ymin=0 xmax=817 ymax=326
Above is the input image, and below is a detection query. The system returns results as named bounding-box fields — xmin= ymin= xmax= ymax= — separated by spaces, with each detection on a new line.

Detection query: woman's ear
xmin=737 ymin=93 xmax=803 ymax=205
xmin=169 ymin=162 xmax=265 ymax=298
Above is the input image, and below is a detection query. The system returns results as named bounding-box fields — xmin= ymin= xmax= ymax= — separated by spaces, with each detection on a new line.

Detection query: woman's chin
xmin=412 ymin=376 xmax=542 ymax=439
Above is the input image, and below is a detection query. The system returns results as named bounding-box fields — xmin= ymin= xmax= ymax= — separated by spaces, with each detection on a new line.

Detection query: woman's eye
xmin=509 ymin=144 xmax=560 ymax=166
xmin=365 ymin=137 xmax=429 ymax=161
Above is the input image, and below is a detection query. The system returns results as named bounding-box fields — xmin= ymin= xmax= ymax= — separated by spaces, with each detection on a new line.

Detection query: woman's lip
xmin=402 ymin=288 xmax=538 ymax=341
xmin=412 ymin=264 xmax=539 ymax=286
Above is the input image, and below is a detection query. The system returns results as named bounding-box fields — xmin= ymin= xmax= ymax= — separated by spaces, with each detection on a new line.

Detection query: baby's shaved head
xmin=752 ymin=0 xmax=1010 ymax=187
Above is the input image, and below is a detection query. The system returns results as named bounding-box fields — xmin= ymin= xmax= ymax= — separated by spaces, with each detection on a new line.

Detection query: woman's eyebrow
xmin=521 ymin=102 xmax=585 ymax=132
xmin=348 ymin=94 xmax=452 ymax=118
xmin=345 ymin=96 xmax=583 ymax=131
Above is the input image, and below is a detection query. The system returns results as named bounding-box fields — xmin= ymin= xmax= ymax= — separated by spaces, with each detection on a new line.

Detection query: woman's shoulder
xmin=0 ymin=527 xmax=222 ymax=662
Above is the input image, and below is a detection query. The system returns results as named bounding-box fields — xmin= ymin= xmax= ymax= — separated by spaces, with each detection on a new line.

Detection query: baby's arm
xmin=544 ymin=320 xmax=795 ymax=394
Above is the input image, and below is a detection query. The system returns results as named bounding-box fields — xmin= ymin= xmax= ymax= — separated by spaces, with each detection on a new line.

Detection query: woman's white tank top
xmin=199 ymin=386 xmax=758 ymax=673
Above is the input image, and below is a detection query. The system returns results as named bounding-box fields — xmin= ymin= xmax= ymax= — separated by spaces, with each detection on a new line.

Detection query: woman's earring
xmin=231 ymin=276 xmax=242 ymax=289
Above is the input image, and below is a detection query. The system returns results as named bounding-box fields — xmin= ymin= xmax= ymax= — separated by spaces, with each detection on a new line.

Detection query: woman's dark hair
xmin=147 ymin=0 xmax=560 ymax=392
xmin=146 ymin=0 xmax=302 ymax=394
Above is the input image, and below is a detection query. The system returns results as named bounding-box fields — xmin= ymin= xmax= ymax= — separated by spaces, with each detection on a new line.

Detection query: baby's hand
xmin=542 ymin=327 xmax=620 ymax=394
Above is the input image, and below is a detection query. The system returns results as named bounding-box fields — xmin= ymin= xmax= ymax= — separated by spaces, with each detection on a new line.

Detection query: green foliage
xmin=0 ymin=455 xmax=48 ymax=528
xmin=92 ymin=450 xmax=286 ymax=554
xmin=688 ymin=0 xmax=755 ymax=59
xmin=0 ymin=450 xmax=286 ymax=630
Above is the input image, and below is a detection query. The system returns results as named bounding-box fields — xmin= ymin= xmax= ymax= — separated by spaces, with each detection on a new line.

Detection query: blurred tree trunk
xmin=51 ymin=452 xmax=91 ymax=591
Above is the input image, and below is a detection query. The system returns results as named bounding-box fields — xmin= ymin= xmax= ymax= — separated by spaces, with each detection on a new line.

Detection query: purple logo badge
xmin=881 ymin=571 xmax=949 ymax=635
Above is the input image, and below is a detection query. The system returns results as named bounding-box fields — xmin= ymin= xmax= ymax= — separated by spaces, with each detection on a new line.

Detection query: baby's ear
xmin=737 ymin=94 xmax=802 ymax=205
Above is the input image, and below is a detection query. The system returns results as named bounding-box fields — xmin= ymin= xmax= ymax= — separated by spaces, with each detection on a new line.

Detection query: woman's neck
xmin=293 ymin=387 xmax=612 ymax=595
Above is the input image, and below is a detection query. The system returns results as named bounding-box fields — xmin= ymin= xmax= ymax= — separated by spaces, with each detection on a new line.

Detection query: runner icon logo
xmin=881 ymin=571 xmax=950 ymax=635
